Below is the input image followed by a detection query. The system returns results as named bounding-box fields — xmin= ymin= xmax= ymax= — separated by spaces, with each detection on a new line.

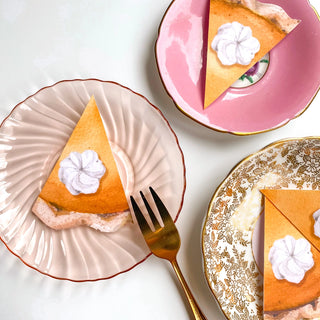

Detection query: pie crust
xmin=32 ymin=96 xmax=130 ymax=232
xmin=204 ymin=0 xmax=299 ymax=108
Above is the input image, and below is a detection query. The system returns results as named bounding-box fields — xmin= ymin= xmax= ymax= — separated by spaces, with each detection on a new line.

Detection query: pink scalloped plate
xmin=156 ymin=0 xmax=320 ymax=134
xmin=0 ymin=79 xmax=186 ymax=281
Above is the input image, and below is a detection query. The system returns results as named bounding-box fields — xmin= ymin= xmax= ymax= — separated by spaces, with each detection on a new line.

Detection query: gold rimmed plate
xmin=156 ymin=0 xmax=320 ymax=135
xmin=0 ymin=79 xmax=186 ymax=281
xmin=202 ymin=137 xmax=320 ymax=319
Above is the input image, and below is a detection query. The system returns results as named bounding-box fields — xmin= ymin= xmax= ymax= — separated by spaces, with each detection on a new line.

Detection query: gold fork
xmin=130 ymin=187 xmax=207 ymax=320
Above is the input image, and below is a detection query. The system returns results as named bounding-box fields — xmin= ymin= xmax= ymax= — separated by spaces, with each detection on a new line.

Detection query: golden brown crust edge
xmin=32 ymin=197 xmax=132 ymax=233
xmin=226 ymin=0 xmax=300 ymax=33
xmin=264 ymin=297 xmax=320 ymax=320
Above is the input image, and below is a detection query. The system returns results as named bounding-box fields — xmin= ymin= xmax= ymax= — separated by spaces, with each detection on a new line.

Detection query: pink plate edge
xmin=0 ymin=78 xmax=187 ymax=282
xmin=155 ymin=0 xmax=320 ymax=135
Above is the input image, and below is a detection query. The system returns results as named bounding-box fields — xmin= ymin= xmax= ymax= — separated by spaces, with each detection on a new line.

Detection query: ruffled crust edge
xmin=32 ymin=197 xmax=132 ymax=233
xmin=226 ymin=0 xmax=300 ymax=33
xmin=264 ymin=297 xmax=320 ymax=320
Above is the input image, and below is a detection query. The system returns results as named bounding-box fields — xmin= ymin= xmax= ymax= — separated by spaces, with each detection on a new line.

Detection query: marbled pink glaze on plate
xmin=156 ymin=0 xmax=320 ymax=134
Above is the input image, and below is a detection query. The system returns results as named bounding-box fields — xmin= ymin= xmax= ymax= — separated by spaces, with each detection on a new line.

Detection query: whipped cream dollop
xmin=313 ymin=209 xmax=320 ymax=238
xmin=59 ymin=150 xmax=106 ymax=195
xmin=211 ymin=21 xmax=260 ymax=66
xmin=268 ymin=235 xmax=314 ymax=284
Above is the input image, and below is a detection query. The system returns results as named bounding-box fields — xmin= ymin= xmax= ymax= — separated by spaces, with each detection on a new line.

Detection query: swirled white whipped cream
xmin=58 ymin=150 xmax=106 ymax=195
xmin=313 ymin=209 xmax=320 ymax=238
xmin=211 ymin=21 xmax=260 ymax=66
xmin=268 ymin=235 xmax=314 ymax=284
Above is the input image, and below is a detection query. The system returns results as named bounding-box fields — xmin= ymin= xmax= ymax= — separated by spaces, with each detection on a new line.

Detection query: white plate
xmin=0 ymin=79 xmax=186 ymax=281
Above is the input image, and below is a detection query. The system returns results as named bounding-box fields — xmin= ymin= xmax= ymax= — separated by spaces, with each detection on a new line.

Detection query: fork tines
xmin=130 ymin=187 xmax=172 ymax=232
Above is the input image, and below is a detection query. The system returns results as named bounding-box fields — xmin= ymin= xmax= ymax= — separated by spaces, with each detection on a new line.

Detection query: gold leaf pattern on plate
xmin=202 ymin=137 xmax=320 ymax=320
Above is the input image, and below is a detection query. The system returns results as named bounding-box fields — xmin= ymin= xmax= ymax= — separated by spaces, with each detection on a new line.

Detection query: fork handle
xmin=171 ymin=259 xmax=207 ymax=320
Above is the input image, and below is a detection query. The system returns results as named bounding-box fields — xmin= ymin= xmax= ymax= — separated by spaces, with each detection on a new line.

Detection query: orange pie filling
xmin=263 ymin=190 xmax=320 ymax=319
xmin=32 ymin=97 xmax=131 ymax=232
xmin=204 ymin=0 xmax=300 ymax=108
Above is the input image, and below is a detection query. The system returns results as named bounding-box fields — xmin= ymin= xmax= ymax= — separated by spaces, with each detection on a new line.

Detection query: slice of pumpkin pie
xmin=204 ymin=0 xmax=300 ymax=108
xmin=262 ymin=189 xmax=320 ymax=319
xmin=32 ymin=96 xmax=131 ymax=232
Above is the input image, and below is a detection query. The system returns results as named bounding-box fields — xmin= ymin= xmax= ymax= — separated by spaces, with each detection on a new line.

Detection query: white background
xmin=0 ymin=1 xmax=319 ymax=319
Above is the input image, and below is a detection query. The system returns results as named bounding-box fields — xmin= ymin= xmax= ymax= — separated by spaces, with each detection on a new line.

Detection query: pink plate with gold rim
xmin=0 ymin=79 xmax=186 ymax=281
xmin=156 ymin=0 xmax=320 ymax=135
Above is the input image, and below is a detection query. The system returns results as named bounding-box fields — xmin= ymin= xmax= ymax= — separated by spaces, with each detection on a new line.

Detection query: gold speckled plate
xmin=202 ymin=137 xmax=320 ymax=320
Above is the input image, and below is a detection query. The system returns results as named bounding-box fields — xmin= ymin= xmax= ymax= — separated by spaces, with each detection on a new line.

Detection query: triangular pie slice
xmin=204 ymin=0 xmax=300 ymax=108
xmin=262 ymin=189 xmax=320 ymax=318
xmin=263 ymin=189 xmax=320 ymax=250
xmin=32 ymin=96 xmax=131 ymax=232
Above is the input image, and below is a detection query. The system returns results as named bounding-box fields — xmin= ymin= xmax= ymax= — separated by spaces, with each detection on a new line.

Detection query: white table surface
xmin=0 ymin=1 xmax=319 ymax=319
